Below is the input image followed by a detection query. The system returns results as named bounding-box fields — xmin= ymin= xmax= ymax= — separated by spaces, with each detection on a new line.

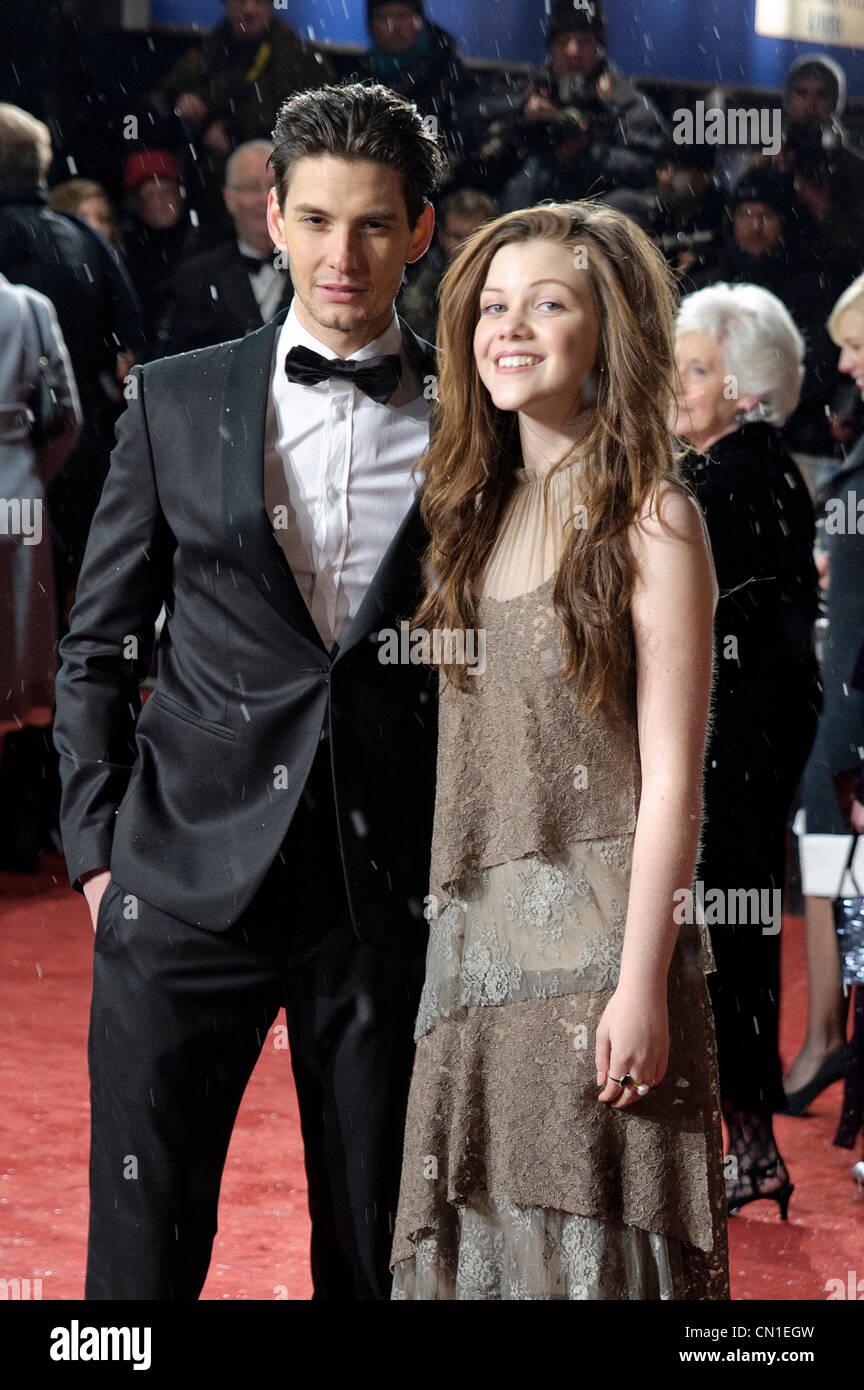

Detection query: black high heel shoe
xmin=779 ymin=1045 xmax=847 ymax=1116
xmin=726 ymin=1162 xmax=794 ymax=1220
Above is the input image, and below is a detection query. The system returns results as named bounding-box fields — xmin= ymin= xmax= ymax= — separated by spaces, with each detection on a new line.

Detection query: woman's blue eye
xmin=480 ymin=300 xmax=564 ymax=314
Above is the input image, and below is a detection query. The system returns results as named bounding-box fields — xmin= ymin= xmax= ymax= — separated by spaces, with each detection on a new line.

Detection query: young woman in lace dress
xmin=390 ymin=202 xmax=730 ymax=1300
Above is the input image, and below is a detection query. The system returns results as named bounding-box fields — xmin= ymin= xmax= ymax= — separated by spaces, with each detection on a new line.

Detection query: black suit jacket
xmin=160 ymin=239 xmax=293 ymax=356
xmin=53 ymin=310 xmax=439 ymax=942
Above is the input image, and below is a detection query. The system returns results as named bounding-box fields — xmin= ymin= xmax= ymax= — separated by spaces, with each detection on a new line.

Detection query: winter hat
xmin=367 ymin=0 xmax=425 ymax=21
xmin=785 ymin=52 xmax=847 ymax=117
xmin=548 ymin=0 xmax=606 ymax=46
xmin=124 ymin=150 xmax=182 ymax=193
xmin=732 ymin=167 xmax=797 ymax=221
xmin=660 ymin=129 xmax=717 ymax=173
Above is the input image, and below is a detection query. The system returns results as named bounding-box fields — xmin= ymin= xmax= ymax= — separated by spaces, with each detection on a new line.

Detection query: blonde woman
xmin=390 ymin=202 xmax=730 ymax=1300
xmin=48 ymin=178 xmax=123 ymax=254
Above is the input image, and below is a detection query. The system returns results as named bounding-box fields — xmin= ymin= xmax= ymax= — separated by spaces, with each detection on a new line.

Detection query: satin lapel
xmin=219 ymin=310 xmax=329 ymax=652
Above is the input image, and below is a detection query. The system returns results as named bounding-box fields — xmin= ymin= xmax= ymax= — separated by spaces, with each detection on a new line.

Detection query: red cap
xmin=124 ymin=150 xmax=182 ymax=194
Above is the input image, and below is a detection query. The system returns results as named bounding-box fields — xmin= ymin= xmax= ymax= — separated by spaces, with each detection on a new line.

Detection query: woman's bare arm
xmin=595 ymin=482 xmax=716 ymax=1107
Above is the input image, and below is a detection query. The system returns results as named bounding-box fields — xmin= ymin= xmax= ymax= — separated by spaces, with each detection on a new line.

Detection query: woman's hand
xmin=595 ymin=983 xmax=669 ymax=1110
xmin=851 ymin=797 xmax=864 ymax=833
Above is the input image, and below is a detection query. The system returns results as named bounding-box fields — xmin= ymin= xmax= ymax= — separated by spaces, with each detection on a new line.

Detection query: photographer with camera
xmin=610 ymin=132 xmax=726 ymax=285
xmin=469 ymin=0 xmax=667 ymax=207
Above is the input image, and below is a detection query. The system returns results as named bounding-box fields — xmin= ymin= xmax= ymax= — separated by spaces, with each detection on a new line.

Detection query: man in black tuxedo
xmin=159 ymin=140 xmax=293 ymax=355
xmin=53 ymin=82 xmax=444 ymax=1301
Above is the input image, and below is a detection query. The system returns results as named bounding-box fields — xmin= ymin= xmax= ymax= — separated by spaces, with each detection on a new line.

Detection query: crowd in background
xmin=3 ymin=0 xmax=864 ymax=1206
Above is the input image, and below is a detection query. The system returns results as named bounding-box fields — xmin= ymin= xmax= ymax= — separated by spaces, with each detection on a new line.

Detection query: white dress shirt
xmin=268 ymin=299 xmax=431 ymax=650
xmin=237 ymin=238 xmax=285 ymax=322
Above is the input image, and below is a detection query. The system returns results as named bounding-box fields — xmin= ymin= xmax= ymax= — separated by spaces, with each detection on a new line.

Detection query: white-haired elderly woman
xmin=788 ymin=272 xmax=864 ymax=1174
xmin=675 ymin=282 xmax=821 ymax=1218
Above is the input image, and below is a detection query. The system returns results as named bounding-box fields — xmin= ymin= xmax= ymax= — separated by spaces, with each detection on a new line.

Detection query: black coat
xmin=152 ymin=17 xmax=333 ymax=149
xmin=159 ymin=239 xmax=293 ymax=355
xmin=682 ymin=422 xmax=822 ymax=1113
xmin=53 ymin=310 xmax=438 ymax=943
xmin=344 ymin=23 xmax=474 ymax=152
xmin=816 ymin=432 xmax=864 ymax=702
xmin=0 ymin=188 xmax=143 ymax=403
xmin=804 ymin=433 xmax=864 ymax=827
xmin=0 ymin=188 xmax=146 ymax=572
xmin=120 ymin=214 xmax=198 ymax=359
xmin=681 ymin=421 xmax=821 ymax=854
xmin=682 ymin=422 xmax=820 ymax=711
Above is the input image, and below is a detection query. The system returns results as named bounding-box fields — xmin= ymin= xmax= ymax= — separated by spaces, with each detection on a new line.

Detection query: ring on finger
xmin=608 ymin=1073 xmax=652 ymax=1097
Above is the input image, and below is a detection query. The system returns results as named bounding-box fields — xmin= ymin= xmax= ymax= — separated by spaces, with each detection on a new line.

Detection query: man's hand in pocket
xmin=81 ymin=868 xmax=111 ymax=933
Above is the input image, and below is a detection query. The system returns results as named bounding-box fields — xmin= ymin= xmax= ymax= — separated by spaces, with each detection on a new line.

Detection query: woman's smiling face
xmin=473 ymin=238 xmax=600 ymax=426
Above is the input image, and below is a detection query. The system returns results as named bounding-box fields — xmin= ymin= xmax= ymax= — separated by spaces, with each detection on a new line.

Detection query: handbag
xmin=833 ymin=833 xmax=864 ymax=988
xmin=24 ymin=297 xmax=67 ymax=448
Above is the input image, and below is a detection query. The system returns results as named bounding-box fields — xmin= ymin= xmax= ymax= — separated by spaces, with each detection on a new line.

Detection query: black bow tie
xmin=284 ymin=344 xmax=402 ymax=404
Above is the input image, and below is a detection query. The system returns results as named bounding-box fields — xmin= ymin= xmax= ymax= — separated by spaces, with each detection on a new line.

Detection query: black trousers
xmin=85 ymin=742 xmax=426 ymax=1300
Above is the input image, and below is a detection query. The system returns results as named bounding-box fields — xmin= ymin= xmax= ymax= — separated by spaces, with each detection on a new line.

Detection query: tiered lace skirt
xmin=390 ymin=835 xmax=730 ymax=1300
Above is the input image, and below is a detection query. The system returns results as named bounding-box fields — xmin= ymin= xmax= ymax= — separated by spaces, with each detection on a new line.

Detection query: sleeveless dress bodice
xmin=428 ymin=575 xmax=641 ymax=919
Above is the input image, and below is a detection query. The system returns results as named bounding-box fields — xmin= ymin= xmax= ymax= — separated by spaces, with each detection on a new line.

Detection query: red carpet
xmin=1 ymin=850 xmax=862 ymax=1301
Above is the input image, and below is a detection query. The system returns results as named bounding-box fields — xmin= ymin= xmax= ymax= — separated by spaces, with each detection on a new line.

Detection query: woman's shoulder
xmin=630 ymin=473 xmax=719 ymax=610
xmin=633 ymin=472 xmax=704 ymax=538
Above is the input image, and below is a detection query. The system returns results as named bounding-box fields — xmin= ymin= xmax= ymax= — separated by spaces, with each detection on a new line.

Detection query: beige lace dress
xmin=390 ymin=458 xmax=730 ymax=1301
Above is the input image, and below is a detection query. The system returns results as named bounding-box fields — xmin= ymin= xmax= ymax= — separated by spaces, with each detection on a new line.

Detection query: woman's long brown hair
xmin=413 ymin=201 xmax=682 ymax=712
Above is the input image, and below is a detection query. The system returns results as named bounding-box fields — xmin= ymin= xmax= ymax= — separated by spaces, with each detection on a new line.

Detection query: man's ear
xmin=406 ymin=202 xmax=436 ymax=265
xmin=266 ymin=186 xmax=287 ymax=251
